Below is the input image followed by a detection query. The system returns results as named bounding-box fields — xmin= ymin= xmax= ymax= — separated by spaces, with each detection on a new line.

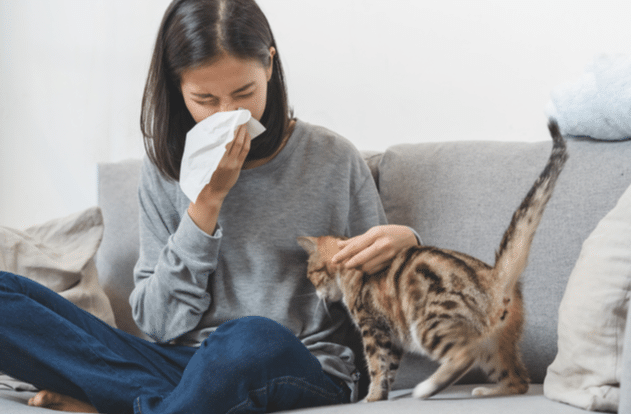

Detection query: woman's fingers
xmin=201 ymin=124 xmax=251 ymax=200
xmin=332 ymin=231 xmax=378 ymax=266
xmin=225 ymin=124 xmax=248 ymax=157
xmin=220 ymin=125 xmax=250 ymax=169
xmin=342 ymin=236 xmax=393 ymax=271
xmin=332 ymin=228 xmax=391 ymax=271
xmin=359 ymin=252 xmax=392 ymax=274
xmin=331 ymin=225 xmax=418 ymax=273
xmin=189 ymin=123 xmax=252 ymax=234
xmin=236 ymin=125 xmax=251 ymax=162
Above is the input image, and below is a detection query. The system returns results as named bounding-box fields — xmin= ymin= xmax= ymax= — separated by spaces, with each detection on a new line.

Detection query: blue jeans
xmin=0 ymin=272 xmax=350 ymax=413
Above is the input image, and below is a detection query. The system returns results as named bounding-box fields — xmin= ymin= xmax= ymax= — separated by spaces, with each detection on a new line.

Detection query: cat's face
xmin=297 ymin=236 xmax=344 ymax=302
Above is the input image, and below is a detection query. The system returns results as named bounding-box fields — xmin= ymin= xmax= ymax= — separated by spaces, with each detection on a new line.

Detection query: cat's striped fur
xmin=298 ymin=122 xmax=567 ymax=402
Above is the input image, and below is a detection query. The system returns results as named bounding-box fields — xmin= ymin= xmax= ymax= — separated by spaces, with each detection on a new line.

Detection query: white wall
xmin=1 ymin=0 xmax=629 ymax=228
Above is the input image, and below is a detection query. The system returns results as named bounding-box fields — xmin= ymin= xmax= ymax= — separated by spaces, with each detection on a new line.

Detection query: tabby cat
xmin=298 ymin=122 xmax=567 ymax=402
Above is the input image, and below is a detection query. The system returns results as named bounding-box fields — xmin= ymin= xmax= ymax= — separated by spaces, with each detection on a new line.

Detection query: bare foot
xmin=28 ymin=390 xmax=98 ymax=413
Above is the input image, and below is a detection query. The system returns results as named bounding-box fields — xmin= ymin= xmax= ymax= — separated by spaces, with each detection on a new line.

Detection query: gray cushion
xmin=377 ymin=138 xmax=631 ymax=387
xmin=0 ymin=384 xmax=591 ymax=414
xmin=95 ymin=159 xmax=145 ymax=339
xmin=360 ymin=150 xmax=382 ymax=187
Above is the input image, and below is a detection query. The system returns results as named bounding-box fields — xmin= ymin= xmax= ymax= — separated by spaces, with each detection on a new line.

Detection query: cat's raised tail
xmin=492 ymin=121 xmax=568 ymax=304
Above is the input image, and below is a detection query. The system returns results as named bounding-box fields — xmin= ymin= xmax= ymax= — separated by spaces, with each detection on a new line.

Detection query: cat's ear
xmin=297 ymin=236 xmax=318 ymax=255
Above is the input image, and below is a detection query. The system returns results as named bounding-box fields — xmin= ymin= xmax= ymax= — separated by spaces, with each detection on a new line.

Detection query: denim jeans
xmin=0 ymin=272 xmax=350 ymax=414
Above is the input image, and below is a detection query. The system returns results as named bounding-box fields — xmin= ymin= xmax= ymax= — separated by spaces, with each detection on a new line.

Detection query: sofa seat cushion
xmin=0 ymin=384 xmax=589 ymax=414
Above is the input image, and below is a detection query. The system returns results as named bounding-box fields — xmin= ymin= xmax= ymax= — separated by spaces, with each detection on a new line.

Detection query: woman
xmin=1 ymin=1 xmax=418 ymax=412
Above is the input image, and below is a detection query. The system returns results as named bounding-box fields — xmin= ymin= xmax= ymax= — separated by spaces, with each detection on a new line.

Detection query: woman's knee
xmin=237 ymin=316 xmax=296 ymax=341
xmin=0 ymin=271 xmax=27 ymax=293
xmin=205 ymin=316 xmax=320 ymax=376
xmin=215 ymin=316 xmax=296 ymax=345
xmin=0 ymin=271 xmax=56 ymax=301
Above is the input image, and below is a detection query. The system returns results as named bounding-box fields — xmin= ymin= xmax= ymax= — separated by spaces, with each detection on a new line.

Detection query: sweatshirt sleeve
xmin=347 ymin=160 xmax=423 ymax=244
xmin=347 ymin=174 xmax=388 ymax=236
xmin=129 ymin=158 xmax=220 ymax=343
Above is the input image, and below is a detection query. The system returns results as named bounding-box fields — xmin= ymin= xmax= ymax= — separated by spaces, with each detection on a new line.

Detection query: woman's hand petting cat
xmin=331 ymin=225 xmax=419 ymax=274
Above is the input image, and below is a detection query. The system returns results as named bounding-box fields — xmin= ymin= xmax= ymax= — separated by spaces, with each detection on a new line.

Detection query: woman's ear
xmin=266 ymin=47 xmax=276 ymax=81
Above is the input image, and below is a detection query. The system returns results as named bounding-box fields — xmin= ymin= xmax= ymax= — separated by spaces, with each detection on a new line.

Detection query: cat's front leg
xmin=387 ymin=346 xmax=404 ymax=388
xmin=359 ymin=321 xmax=398 ymax=402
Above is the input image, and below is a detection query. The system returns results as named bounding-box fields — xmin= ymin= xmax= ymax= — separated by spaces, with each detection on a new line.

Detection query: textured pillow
xmin=0 ymin=206 xmax=116 ymax=327
xmin=544 ymin=186 xmax=631 ymax=412
xmin=545 ymin=54 xmax=631 ymax=141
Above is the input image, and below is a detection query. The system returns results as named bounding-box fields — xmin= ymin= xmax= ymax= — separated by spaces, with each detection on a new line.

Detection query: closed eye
xmin=191 ymin=91 xmax=253 ymax=107
xmin=191 ymin=95 xmax=219 ymax=106
xmin=310 ymin=265 xmax=327 ymax=275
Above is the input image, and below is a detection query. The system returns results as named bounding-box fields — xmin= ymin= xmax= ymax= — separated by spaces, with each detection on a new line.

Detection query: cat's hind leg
xmin=412 ymin=348 xmax=475 ymax=399
xmin=472 ymin=350 xmax=529 ymax=397
xmin=473 ymin=299 xmax=529 ymax=396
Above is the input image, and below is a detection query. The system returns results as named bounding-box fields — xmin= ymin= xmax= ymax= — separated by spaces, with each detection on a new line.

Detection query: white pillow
xmin=544 ymin=186 xmax=631 ymax=412
xmin=545 ymin=54 xmax=631 ymax=141
xmin=0 ymin=206 xmax=116 ymax=327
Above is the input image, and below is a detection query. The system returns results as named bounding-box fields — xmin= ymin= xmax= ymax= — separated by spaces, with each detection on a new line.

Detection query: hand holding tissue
xmin=180 ymin=109 xmax=266 ymax=202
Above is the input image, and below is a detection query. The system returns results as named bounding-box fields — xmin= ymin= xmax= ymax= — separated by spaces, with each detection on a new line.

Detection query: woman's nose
xmin=219 ymin=101 xmax=238 ymax=113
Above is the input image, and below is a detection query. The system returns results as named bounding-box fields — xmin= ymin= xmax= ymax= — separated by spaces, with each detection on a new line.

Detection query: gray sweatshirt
xmin=130 ymin=119 xmax=387 ymax=400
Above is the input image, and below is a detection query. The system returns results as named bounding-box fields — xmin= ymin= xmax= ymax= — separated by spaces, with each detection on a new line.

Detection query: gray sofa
xmin=0 ymin=135 xmax=629 ymax=413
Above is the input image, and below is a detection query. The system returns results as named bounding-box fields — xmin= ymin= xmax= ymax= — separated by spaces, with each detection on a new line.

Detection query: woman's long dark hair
xmin=141 ymin=0 xmax=291 ymax=181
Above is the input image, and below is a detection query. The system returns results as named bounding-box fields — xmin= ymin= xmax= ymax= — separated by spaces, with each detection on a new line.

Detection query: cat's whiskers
xmin=317 ymin=297 xmax=332 ymax=319
xmin=293 ymin=292 xmax=317 ymax=298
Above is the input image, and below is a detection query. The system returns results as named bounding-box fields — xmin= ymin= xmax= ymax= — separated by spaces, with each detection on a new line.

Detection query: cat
xmin=297 ymin=121 xmax=567 ymax=402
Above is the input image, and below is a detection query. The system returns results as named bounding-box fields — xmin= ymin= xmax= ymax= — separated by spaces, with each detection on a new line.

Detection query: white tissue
xmin=179 ymin=109 xmax=266 ymax=202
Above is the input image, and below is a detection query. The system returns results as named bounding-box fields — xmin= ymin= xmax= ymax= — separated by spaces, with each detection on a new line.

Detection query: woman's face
xmin=180 ymin=48 xmax=275 ymax=123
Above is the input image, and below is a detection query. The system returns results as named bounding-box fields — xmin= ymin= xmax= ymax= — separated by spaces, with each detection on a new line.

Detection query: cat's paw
xmin=472 ymin=384 xmax=528 ymax=397
xmin=472 ymin=386 xmax=493 ymax=396
xmin=412 ymin=380 xmax=435 ymax=399
xmin=361 ymin=396 xmax=382 ymax=403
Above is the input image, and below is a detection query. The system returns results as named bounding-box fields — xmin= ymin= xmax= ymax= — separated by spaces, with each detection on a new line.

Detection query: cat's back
xmin=366 ymin=245 xmax=495 ymax=350
xmin=393 ymin=245 xmax=493 ymax=298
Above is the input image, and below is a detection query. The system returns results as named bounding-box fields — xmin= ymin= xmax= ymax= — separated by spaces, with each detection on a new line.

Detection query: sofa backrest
xmin=375 ymin=138 xmax=630 ymax=388
xmin=96 ymin=138 xmax=630 ymax=387
xmin=96 ymin=159 xmax=145 ymax=338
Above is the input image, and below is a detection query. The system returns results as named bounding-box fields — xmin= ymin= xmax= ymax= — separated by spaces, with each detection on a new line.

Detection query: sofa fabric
xmin=1 ymin=137 xmax=629 ymax=414
xmin=93 ymin=138 xmax=630 ymax=407
xmin=377 ymin=138 xmax=631 ymax=388
xmin=0 ymin=384 xmax=590 ymax=414
xmin=96 ymin=159 xmax=146 ymax=339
